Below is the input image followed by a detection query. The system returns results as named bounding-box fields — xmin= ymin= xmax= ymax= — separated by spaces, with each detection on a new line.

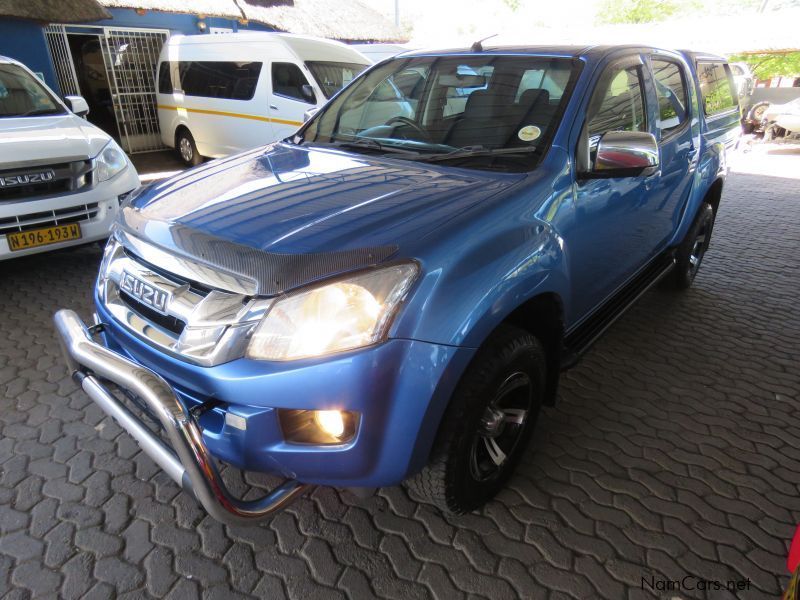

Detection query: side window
xmin=178 ymin=61 xmax=262 ymax=100
xmin=697 ymin=62 xmax=737 ymax=115
xmin=651 ymin=59 xmax=688 ymax=135
xmin=157 ymin=62 xmax=172 ymax=94
xmin=271 ymin=63 xmax=313 ymax=103
xmin=587 ymin=64 xmax=647 ymax=140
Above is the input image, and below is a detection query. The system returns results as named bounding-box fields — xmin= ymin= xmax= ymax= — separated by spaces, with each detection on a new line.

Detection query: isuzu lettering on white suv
xmin=0 ymin=56 xmax=139 ymax=259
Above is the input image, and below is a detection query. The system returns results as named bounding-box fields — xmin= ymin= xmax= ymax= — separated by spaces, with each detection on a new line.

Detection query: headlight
xmin=94 ymin=140 xmax=128 ymax=182
xmin=246 ymin=263 xmax=418 ymax=361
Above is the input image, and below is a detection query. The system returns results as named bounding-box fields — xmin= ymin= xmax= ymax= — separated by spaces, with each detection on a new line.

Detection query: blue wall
xmin=0 ymin=9 xmax=276 ymax=95
xmin=86 ymin=8 xmax=274 ymax=35
xmin=0 ymin=19 xmax=60 ymax=92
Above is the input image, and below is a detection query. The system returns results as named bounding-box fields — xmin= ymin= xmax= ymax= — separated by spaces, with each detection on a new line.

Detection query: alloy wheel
xmin=469 ymin=371 xmax=533 ymax=482
xmin=179 ymin=137 xmax=193 ymax=163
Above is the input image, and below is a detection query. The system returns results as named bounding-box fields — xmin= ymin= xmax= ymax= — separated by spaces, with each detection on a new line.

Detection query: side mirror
xmin=301 ymin=84 xmax=316 ymax=104
xmin=64 ymin=95 xmax=90 ymax=118
xmin=591 ymin=131 xmax=659 ymax=177
xmin=303 ymin=107 xmax=319 ymax=122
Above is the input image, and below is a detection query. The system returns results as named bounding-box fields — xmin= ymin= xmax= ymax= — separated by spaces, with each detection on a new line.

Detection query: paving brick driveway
xmin=1 ymin=155 xmax=799 ymax=599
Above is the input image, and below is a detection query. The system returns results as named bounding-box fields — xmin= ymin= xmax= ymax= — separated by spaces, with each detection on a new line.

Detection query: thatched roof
xmin=241 ymin=0 xmax=405 ymax=42
xmin=95 ymin=0 xmax=406 ymax=42
xmin=1 ymin=0 xmax=111 ymax=23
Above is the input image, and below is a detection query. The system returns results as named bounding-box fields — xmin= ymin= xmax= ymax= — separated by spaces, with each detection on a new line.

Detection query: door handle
xmin=270 ymin=104 xmax=278 ymax=110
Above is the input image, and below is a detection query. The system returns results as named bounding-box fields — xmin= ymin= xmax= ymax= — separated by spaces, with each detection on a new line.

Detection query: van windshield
xmin=305 ymin=61 xmax=370 ymax=99
xmin=0 ymin=64 xmax=65 ymax=118
xmin=300 ymin=54 xmax=579 ymax=171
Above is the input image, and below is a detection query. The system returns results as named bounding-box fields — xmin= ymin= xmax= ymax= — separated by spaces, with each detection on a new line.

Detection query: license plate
xmin=6 ymin=223 xmax=82 ymax=251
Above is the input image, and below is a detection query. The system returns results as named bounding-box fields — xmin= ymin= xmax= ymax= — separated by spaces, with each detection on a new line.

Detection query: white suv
xmin=0 ymin=56 xmax=139 ymax=260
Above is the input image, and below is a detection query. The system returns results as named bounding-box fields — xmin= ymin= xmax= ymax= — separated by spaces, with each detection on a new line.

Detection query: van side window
xmin=157 ymin=63 xmax=172 ymax=94
xmin=177 ymin=61 xmax=262 ymax=101
xmin=272 ymin=63 xmax=313 ymax=103
xmin=587 ymin=64 xmax=647 ymax=140
xmin=651 ymin=59 xmax=688 ymax=135
xmin=697 ymin=62 xmax=737 ymax=115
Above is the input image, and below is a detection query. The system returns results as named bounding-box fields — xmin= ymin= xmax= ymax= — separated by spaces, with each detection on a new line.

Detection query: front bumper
xmin=0 ymin=165 xmax=139 ymax=260
xmin=54 ymin=309 xmax=309 ymax=525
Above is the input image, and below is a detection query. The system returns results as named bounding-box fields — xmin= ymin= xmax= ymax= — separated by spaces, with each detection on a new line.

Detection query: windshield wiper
xmin=411 ymin=145 xmax=540 ymax=163
xmin=326 ymin=137 xmax=421 ymax=156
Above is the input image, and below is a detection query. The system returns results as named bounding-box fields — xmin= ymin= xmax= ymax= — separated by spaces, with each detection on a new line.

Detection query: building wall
xmin=89 ymin=8 xmax=275 ymax=35
xmin=0 ymin=9 xmax=276 ymax=95
xmin=0 ymin=19 xmax=60 ymax=91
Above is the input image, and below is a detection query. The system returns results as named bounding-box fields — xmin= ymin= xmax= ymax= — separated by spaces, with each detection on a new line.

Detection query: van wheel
xmin=668 ymin=202 xmax=715 ymax=290
xmin=176 ymin=129 xmax=202 ymax=166
xmin=406 ymin=325 xmax=545 ymax=514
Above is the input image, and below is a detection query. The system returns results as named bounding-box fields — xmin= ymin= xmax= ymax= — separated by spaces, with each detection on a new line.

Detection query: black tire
xmin=176 ymin=129 xmax=202 ymax=167
xmin=668 ymin=202 xmax=715 ymax=290
xmin=406 ymin=324 xmax=546 ymax=514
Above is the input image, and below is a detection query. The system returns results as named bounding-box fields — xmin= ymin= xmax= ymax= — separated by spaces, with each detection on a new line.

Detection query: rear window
xmin=160 ymin=61 xmax=263 ymax=101
xmin=697 ymin=62 xmax=737 ymax=115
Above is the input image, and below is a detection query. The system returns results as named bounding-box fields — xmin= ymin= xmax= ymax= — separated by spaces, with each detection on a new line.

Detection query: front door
xmin=268 ymin=62 xmax=315 ymax=140
xmin=564 ymin=55 xmax=657 ymax=323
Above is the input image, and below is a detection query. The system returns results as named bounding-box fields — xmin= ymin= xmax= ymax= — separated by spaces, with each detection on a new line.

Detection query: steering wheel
xmin=384 ymin=116 xmax=432 ymax=143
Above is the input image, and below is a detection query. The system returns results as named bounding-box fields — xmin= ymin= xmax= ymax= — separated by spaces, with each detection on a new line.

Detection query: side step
xmin=561 ymin=253 xmax=676 ymax=369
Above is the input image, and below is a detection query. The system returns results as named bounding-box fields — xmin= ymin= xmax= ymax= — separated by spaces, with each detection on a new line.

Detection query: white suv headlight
xmin=246 ymin=263 xmax=418 ymax=361
xmin=94 ymin=140 xmax=128 ymax=182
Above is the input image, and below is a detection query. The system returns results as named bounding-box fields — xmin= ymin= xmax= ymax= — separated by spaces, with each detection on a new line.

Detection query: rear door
xmin=645 ymin=54 xmax=698 ymax=248
xmin=268 ymin=62 xmax=315 ymax=139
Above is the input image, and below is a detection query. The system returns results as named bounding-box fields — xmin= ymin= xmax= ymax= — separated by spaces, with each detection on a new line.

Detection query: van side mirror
xmin=64 ymin=95 xmax=90 ymax=118
xmin=301 ymin=84 xmax=316 ymax=104
xmin=588 ymin=131 xmax=659 ymax=177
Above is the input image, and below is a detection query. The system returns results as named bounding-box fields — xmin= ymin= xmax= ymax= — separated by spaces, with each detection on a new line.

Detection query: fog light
xmin=278 ymin=409 xmax=358 ymax=444
xmin=315 ymin=410 xmax=344 ymax=437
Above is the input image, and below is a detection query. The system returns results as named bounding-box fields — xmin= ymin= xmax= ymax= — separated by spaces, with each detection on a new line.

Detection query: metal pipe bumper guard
xmin=53 ymin=309 xmax=310 ymax=525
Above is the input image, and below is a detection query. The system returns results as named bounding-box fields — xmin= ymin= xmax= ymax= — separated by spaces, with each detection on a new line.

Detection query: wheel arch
xmin=704 ymin=176 xmax=724 ymax=216
xmin=500 ymin=292 xmax=565 ymax=406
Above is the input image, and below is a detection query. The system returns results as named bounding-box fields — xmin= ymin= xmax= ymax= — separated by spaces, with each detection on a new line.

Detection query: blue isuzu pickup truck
xmin=55 ymin=44 xmax=740 ymax=524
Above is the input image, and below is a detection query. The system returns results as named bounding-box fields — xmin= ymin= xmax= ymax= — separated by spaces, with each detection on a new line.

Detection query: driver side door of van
xmin=268 ymin=62 xmax=317 ymax=140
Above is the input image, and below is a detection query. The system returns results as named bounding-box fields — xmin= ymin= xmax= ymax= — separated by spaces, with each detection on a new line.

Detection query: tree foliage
xmin=728 ymin=52 xmax=800 ymax=80
xmin=596 ymin=0 xmax=763 ymax=24
xmin=596 ymin=0 xmax=691 ymax=24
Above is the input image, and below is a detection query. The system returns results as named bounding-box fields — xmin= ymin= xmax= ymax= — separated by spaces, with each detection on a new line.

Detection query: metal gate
xmin=99 ymin=28 xmax=169 ymax=153
xmin=44 ymin=25 xmax=81 ymax=97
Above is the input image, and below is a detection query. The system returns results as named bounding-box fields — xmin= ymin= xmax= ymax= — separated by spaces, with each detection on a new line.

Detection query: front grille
xmin=0 ymin=203 xmax=100 ymax=235
xmin=0 ymin=160 xmax=93 ymax=202
xmin=119 ymin=290 xmax=186 ymax=336
xmin=123 ymin=247 xmax=214 ymax=296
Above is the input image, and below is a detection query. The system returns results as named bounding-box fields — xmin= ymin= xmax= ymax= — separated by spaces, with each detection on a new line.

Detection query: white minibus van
xmin=156 ymin=33 xmax=370 ymax=165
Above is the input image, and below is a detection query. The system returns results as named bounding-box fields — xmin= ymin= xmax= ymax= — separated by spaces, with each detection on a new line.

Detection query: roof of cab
xmin=392 ymin=43 xmax=693 ymax=61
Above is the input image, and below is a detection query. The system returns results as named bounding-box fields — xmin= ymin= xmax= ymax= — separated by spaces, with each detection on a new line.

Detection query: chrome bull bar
xmin=53 ymin=309 xmax=309 ymax=525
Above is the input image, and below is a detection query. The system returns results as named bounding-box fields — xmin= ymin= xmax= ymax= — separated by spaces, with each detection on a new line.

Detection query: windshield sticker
xmin=518 ymin=125 xmax=541 ymax=142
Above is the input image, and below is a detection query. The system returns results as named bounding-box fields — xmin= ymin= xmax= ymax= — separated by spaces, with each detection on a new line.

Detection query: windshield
xmin=306 ymin=61 xmax=370 ymax=99
xmin=0 ymin=63 xmax=65 ymax=118
xmin=301 ymin=54 xmax=579 ymax=171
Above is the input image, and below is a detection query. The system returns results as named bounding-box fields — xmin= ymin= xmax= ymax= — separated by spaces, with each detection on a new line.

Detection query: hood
xmin=0 ymin=114 xmax=111 ymax=167
xmin=126 ymin=143 xmax=522 ymax=256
